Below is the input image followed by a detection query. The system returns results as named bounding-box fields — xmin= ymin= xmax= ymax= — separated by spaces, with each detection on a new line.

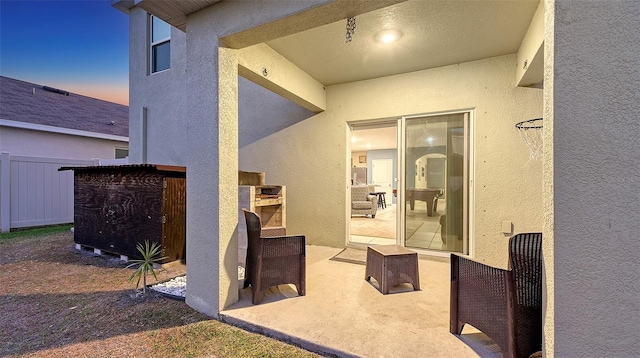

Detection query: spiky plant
xmin=126 ymin=240 xmax=167 ymax=295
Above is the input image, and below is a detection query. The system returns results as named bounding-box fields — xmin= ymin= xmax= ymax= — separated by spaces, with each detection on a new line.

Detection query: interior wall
xmin=240 ymin=54 xmax=543 ymax=265
xmin=351 ymin=151 xmax=367 ymax=168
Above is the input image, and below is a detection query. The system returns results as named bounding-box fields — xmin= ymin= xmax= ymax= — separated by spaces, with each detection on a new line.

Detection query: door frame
xmin=399 ymin=109 xmax=475 ymax=257
xmin=346 ymin=120 xmax=398 ymax=247
xmin=346 ymin=109 xmax=475 ymax=258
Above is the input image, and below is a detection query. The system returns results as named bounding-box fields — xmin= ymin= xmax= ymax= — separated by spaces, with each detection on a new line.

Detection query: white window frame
xmin=149 ymin=15 xmax=170 ymax=74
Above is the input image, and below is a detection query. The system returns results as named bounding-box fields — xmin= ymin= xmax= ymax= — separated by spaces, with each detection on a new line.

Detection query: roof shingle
xmin=0 ymin=76 xmax=128 ymax=137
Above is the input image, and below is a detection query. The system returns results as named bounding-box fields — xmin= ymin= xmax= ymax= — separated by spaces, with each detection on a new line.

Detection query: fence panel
xmin=0 ymin=154 xmax=94 ymax=231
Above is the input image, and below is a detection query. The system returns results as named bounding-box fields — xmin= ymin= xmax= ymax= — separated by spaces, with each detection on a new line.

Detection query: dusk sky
xmin=1 ymin=0 xmax=129 ymax=105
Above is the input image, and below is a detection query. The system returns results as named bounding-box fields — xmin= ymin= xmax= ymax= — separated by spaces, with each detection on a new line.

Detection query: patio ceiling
xmin=120 ymin=0 xmax=540 ymax=88
xmin=263 ymin=0 xmax=540 ymax=150
xmin=266 ymin=0 xmax=540 ymax=86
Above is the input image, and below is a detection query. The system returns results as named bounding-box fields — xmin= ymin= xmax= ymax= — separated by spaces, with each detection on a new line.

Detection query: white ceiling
xmin=267 ymin=0 xmax=540 ymax=86
xmin=350 ymin=118 xmax=453 ymax=152
xmin=351 ymin=126 xmax=398 ymax=152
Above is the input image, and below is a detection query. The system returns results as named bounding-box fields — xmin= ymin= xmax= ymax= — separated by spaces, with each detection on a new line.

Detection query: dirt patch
xmin=0 ymin=231 xmax=320 ymax=357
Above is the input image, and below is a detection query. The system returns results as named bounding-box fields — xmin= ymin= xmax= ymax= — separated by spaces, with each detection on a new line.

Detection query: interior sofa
xmin=351 ymin=185 xmax=378 ymax=218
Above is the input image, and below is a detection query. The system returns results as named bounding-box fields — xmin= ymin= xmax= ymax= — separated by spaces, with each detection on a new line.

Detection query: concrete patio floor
xmin=220 ymin=245 xmax=504 ymax=358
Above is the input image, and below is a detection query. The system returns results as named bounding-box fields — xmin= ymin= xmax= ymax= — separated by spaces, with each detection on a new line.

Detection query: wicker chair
xmin=450 ymin=232 xmax=543 ymax=358
xmin=242 ymin=209 xmax=306 ymax=305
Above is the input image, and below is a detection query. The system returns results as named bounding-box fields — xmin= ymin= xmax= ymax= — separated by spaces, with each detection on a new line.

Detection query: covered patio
xmin=221 ymin=245 xmax=502 ymax=357
xmin=114 ymin=0 xmax=640 ymax=355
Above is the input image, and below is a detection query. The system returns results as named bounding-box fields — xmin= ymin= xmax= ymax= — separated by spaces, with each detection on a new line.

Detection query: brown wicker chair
xmin=450 ymin=232 xmax=542 ymax=358
xmin=242 ymin=209 xmax=306 ymax=305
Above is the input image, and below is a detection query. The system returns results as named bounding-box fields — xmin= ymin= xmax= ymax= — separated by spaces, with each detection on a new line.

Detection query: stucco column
xmin=545 ymin=0 xmax=640 ymax=356
xmin=184 ymin=16 xmax=239 ymax=316
xmin=542 ymin=1 xmax=555 ymax=355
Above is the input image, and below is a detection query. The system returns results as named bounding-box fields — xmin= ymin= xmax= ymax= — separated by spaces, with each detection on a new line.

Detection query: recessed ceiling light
xmin=375 ymin=29 xmax=402 ymax=43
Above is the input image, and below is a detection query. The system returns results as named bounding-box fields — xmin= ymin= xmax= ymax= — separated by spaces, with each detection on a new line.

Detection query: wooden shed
xmin=59 ymin=164 xmax=186 ymax=262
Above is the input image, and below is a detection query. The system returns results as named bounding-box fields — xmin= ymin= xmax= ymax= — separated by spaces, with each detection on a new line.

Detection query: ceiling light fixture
xmin=375 ymin=29 xmax=402 ymax=44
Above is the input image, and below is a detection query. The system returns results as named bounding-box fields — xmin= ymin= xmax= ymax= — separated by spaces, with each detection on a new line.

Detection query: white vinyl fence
xmin=0 ymin=153 xmax=95 ymax=232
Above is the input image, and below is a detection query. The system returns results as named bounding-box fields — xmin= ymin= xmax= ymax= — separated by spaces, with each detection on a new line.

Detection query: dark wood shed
xmin=59 ymin=164 xmax=186 ymax=263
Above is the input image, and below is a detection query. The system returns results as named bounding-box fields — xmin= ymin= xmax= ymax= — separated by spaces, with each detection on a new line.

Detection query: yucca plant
xmin=126 ymin=240 xmax=167 ymax=295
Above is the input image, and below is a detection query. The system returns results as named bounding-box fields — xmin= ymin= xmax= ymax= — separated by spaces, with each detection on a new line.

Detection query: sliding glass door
xmin=398 ymin=112 xmax=470 ymax=254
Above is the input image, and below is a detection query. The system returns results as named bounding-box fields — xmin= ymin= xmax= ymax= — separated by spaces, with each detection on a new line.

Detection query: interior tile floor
xmin=350 ymin=202 xmax=445 ymax=251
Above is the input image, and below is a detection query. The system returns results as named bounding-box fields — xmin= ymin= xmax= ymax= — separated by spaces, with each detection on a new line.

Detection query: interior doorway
xmin=348 ymin=122 xmax=397 ymax=246
xmin=371 ymin=158 xmax=393 ymax=203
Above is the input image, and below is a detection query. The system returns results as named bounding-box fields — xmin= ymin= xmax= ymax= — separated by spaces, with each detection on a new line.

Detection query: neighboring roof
xmin=0 ymin=76 xmax=128 ymax=137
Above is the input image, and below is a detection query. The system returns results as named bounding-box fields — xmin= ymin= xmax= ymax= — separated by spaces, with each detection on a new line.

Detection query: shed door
xmin=162 ymin=177 xmax=186 ymax=262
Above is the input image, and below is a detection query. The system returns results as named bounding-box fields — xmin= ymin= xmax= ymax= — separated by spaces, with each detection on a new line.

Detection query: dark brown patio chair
xmin=450 ymin=232 xmax=543 ymax=358
xmin=242 ymin=209 xmax=306 ymax=304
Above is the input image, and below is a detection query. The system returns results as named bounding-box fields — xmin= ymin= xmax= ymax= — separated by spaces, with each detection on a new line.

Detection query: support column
xmin=542 ymin=2 xmax=554 ymax=355
xmin=545 ymin=0 xmax=640 ymax=356
xmin=184 ymin=18 xmax=239 ymax=316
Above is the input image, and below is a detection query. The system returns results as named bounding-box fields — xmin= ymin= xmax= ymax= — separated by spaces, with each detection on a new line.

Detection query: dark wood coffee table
xmin=365 ymin=245 xmax=420 ymax=294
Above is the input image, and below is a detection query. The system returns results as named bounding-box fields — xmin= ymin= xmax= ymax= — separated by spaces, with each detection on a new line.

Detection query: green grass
xmin=147 ymin=321 xmax=321 ymax=358
xmin=1 ymin=227 xmax=324 ymax=357
xmin=0 ymin=224 xmax=73 ymax=242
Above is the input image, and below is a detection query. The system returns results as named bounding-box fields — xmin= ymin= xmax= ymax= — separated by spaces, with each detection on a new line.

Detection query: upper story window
xmin=150 ymin=15 xmax=170 ymax=73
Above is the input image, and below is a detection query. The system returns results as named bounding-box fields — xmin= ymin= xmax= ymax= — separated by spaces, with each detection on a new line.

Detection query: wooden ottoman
xmin=365 ymin=245 xmax=420 ymax=294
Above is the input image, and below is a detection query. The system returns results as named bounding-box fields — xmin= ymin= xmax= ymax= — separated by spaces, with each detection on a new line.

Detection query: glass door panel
xmin=403 ymin=113 xmax=469 ymax=253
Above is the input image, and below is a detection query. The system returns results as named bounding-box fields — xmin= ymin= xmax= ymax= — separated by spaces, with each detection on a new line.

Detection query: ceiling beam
xmin=221 ymin=0 xmax=406 ymax=49
xmin=517 ymin=0 xmax=544 ymax=87
xmin=238 ymin=44 xmax=326 ymax=112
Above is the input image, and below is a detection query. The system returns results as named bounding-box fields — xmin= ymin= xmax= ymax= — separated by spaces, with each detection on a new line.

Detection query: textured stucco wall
xmin=181 ymin=7 xmax=241 ymax=316
xmin=128 ymin=7 xmax=187 ymax=166
xmin=240 ymin=54 xmax=543 ymax=266
xmin=127 ymin=0 xmax=347 ymax=316
xmin=542 ymin=0 xmax=555 ymax=354
xmin=0 ymin=127 xmax=126 ymax=159
xmin=238 ymin=77 xmax=315 ymax=149
xmin=549 ymin=1 xmax=640 ymax=356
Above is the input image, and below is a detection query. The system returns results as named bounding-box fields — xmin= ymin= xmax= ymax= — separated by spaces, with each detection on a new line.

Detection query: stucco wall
xmin=0 ymin=127 xmax=126 ymax=160
xmin=238 ymin=77 xmax=315 ymax=149
xmin=548 ymin=1 xmax=640 ymax=356
xmin=128 ymin=7 xmax=187 ymax=166
xmin=240 ymin=54 xmax=543 ymax=266
xmin=542 ymin=0 xmax=555 ymax=354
